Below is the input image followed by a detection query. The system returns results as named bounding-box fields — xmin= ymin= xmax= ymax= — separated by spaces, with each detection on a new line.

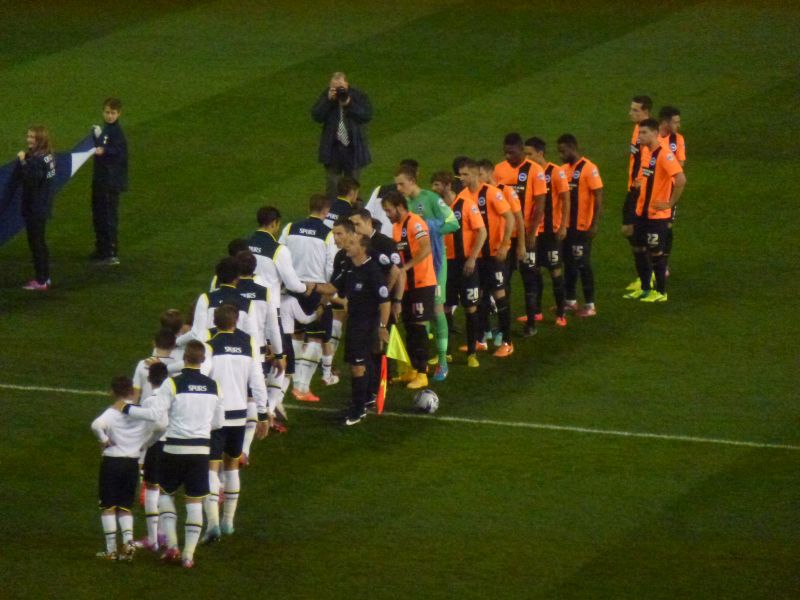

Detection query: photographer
xmin=311 ymin=72 xmax=372 ymax=199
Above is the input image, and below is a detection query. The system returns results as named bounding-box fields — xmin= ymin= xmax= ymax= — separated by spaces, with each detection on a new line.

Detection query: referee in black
xmin=333 ymin=233 xmax=390 ymax=426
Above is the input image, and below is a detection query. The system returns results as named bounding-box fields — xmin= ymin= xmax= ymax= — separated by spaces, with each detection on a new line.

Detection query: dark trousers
xmin=92 ymin=189 xmax=120 ymax=257
xmin=25 ymin=216 xmax=49 ymax=283
xmin=325 ymin=142 xmax=361 ymax=199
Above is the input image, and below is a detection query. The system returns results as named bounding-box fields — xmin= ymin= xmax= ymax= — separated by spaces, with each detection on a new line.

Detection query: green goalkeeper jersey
xmin=408 ymin=189 xmax=460 ymax=237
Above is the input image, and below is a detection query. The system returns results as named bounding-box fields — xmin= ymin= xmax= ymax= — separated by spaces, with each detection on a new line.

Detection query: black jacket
xmin=92 ymin=121 xmax=128 ymax=192
xmin=311 ymin=86 xmax=372 ymax=169
xmin=14 ymin=153 xmax=55 ymax=220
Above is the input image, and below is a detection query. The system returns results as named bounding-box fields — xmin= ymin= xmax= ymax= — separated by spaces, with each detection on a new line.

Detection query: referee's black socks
xmin=350 ymin=373 xmax=369 ymax=418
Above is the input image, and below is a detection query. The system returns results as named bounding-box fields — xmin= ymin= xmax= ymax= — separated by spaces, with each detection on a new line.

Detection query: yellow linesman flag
xmin=386 ymin=325 xmax=411 ymax=365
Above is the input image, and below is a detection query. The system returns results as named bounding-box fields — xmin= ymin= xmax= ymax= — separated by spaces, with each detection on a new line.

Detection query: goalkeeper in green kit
xmin=394 ymin=164 xmax=460 ymax=381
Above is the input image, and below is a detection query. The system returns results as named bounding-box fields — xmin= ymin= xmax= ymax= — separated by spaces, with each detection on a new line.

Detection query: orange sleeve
xmin=662 ymin=152 xmax=683 ymax=178
xmin=465 ymin=201 xmax=485 ymax=231
xmin=531 ymin=166 xmax=547 ymax=196
xmin=676 ymin=135 xmax=686 ymax=162
xmin=586 ymin=162 xmax=603 ymax=190
xmin=504 ymin=186 xmax=521 ymax=213
xmin=553 ymin=167 xmax=570 ymax=194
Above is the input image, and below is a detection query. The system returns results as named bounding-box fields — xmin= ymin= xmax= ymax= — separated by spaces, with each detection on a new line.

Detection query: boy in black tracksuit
xmin=91 ymin=97 xmax=128 ymax=264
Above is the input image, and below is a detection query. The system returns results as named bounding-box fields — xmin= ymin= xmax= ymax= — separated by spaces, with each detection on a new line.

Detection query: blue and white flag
xmin=0 ymin=134 xmax=95 ymax=247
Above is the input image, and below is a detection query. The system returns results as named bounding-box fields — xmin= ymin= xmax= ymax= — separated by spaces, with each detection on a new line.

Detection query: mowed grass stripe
xmin=0 ymin=0 xmax=459 ymax=149
xmin=2 ymin=382 xmax=797 ymax=451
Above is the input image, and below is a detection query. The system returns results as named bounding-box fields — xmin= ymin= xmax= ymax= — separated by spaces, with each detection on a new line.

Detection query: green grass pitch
xmin=1 ymin=1 xmax=799 ymax=598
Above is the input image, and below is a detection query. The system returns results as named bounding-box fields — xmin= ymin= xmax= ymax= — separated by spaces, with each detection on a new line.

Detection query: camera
xmin=335 ymin=86 xmax=349 ymax=101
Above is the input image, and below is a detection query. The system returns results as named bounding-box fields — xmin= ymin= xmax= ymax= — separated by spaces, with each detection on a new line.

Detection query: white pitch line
xmin=2 ymin=383 xmax=798 ymax=452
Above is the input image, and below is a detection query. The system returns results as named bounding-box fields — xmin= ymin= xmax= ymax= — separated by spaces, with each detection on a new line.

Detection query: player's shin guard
xmin=101 ymin=513 xmax=117 ymax=553
xmin=144 ymin=487 xmax=160 ymax=545
xmin=350 ymin=373 xmax=369 ymax=418
xmin=222 ymin=470 xmax=240 ymax=531
xmin=158 ymin=493 xmax=178 ymax=549
xmin=242 ymin=401 xmax=257 ymax=457
xmin=495 ymin=294 xmax=510 ymax=343
xmin=564 ymin=256 xmax=578 ymax=302
xmin=578 ymin=260 xmax=595 ymax=305
xmin=551 ymin=272 xmax=566 ymax=317
xmin=652 ymin=253 xmax=667 ymax=293
xmin=297 ymin=340 xmax=323 ymax=391
xmin=434 ymin=311 xmax=449 ymax=363
xmin=183 ymin=503 xmax=203 ymax=561
xmin=634 ymin=251 xmax=652 ymax=291
xmin=406 ymin=323 xmax=428 ymax=372
xmin=465 ymin=309 xmax=479 ymax=354
xmin=321 ymin=352 xmax=333 ymax=380
xmin=534 ymin=269 xmax=544 ymax=317
xmin=117 ymin=508 xmax=133 ymax=545
xmin=204 ymin=470 xmax=220 ymax=531
xmin=330 ymin=319 xmax=342 ymax=355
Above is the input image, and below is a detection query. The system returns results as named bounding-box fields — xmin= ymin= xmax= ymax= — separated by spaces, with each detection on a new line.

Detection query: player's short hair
xmin=430 ymin=170 xmax=453 ymax=186
xmin=154 ymin=328 xmax=176 ymax=350
xmin=477 ymin=159 xmax=494 ymax=172
xmin=451 ymin=156 xmax=469 ymax=174
xmin=256 ymin=206 xmax=281 ymax=227
xmin=632 ymin=95 xmax=653 ymax=111
xmin=526 ymin=137 xmax=546 ymax=153
xmin=216 ymin=257 xmax=240 ymax=284
xmin=394 ymin=165 xmax=417 ymax=182
xmin=160 ymin=309 xmax=183 ymax=334
xmin=227 ymin=238 xmax=249 ymax=257
xmin=337 ymin=176 xmax=360 ymax=196
xmin=638 ymin=118 xmax=659 ymax=132
xmin=213 ymin=304 xmax=238 ymax=330
xmin=381 ymin=190 xmax=407 ymax=209
xmin=459 ymin=158 xmax=479 ymax=171
xmin=103 ymin=97 xmax=122 ymax=111
xmin=184 ymin=340 xmax=206 ymax=365
xmin=556 ymin=134 xmax=578 ymax=148
xmin=147 ymin=362 xmax=169 ymax=388
xmin=333 ymin=216 xmax=355 ymax=232
xmin=503 ymin=132 xmax=524 ymax=147
xmin=399 ymin=158 xmax=420 ymax=177
xmin=351 ymin=208 xmax=373 ymax=223
xmin=111 ymin=375 xmax=134 ymax=399
xmin=658 ymin=105 xmax=681 ymax=122
xmin=235 ymin=250 xmax=257 ymax=276
xmin=309 ymin=193 xmax=330 ymax=214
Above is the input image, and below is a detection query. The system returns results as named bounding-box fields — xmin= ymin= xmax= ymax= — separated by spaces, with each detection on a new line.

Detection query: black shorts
xmin=635 ymin=218 xmax=670 ymax=253
xmin=446 ymin=258 xmax=480 ymax=308
xmin=142 ymin=441 xmax=164 ymax=485
xmin=622 ymin=188 xmax=638 ymax=225
xmin=210 ymin=426 xmax=246 ymax=461
xmin=98 ymin=456 xmax=139 ymax=510
xmin=344 ymin=321 xmax=380 ymax=365
xmin=565 ymin=230 xmax=593 ymax=263
xmin=159 ymin=452 xmax=210 ymax=498
xmin=478 ymin=257 xmax=506 ymax=292
xmin=534 ymin=233 xmax=562 ymax=270
xmin=401 ymin=286 xmax=435 ymax=323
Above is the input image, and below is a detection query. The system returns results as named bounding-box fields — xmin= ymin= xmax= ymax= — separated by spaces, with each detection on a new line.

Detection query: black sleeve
xmin=311 ymin=91 xmax=334 ymax=122
xmin=369 ymin=263 xmax=389 ymax=304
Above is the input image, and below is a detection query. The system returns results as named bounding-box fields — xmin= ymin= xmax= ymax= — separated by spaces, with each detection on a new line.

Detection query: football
xmin=414 ymin=388 xmax=439 ymax=414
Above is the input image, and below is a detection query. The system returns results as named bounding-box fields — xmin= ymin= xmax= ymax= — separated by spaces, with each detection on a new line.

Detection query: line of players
xmin=89 ymin=97 xmax=686 ymax=566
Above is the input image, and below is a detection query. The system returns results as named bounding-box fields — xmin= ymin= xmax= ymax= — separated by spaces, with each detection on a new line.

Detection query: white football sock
xmin=321 ymin=353 xmax=333 ymax=379
xmin=117 ymin=510 xmax=134 ymax=544
xmin=268 ymin=371 xmax=285 ymax=415
xmin=298 ymin=340 xmax=323 ymax=391
xmin=242 ymin=401 xmax=257 ymax=456
xmin=330 ymin=319 xmax=343 ymax=354
xmin=101 ymin=513 xmax=117 ymax=553
xmin=144 ymin=487 xmax=160 ymax=545
xmin=158 ymin=494 xmax=178 ymax=549
xmin=183 ymin=502 xmax=203 ymax=561
xmin=222 ymin=470 xmax=240 ymax=530
xmin=204 ymin=469 xmax=220 ymax=530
